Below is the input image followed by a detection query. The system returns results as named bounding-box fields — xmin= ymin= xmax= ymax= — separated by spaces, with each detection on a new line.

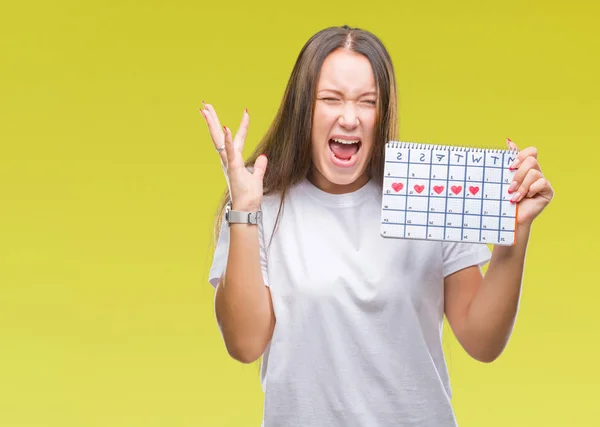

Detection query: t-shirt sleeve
xmin=441 ymin=241 xmax=492 ymax=278
xmin=208 ymin=214 xmax=270 ymax=289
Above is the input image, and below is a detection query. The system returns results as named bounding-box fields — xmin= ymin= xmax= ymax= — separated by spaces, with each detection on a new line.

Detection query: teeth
xmin=332 ymin=138 xmax=360 ymax=144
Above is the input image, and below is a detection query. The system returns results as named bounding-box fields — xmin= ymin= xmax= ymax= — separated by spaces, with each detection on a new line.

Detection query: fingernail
xmin=507 ymin=181 xmax=518 ymax=193
xmin=510 ymin=192 xmax=521 ymax=203
xmin=509 ymin=158 xmax=521 ymax=170
xmin=223 ymin=125 xmax=227 ymax=132
xmin=507 ymin=138 xmax=512 ymax=143
xmin=245 ymin=108 xmax=248 ymax=114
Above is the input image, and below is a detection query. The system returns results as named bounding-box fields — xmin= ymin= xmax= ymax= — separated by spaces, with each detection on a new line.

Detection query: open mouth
xmin=328 ymin=138 xmax=362 ymax=163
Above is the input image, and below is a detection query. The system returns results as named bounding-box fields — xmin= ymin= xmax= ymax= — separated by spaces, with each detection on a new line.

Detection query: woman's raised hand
xmin=199 ymin=102 xmax=268 ymax=211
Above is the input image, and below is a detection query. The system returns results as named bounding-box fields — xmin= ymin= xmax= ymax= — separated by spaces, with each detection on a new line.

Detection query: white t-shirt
xmin=209 ymin=178 xmax=491 ymax=427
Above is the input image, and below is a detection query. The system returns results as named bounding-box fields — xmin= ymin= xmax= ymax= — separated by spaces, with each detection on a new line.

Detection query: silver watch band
xmin=225 ymin=203 xmax=261 ymax=225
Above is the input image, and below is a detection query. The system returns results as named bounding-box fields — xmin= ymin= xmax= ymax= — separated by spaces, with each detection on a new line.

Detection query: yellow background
xmin=1 ymin=0 xmax=598 ymax=426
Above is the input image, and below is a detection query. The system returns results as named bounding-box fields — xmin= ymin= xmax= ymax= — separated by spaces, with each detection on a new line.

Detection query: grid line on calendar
xmin=384 ymin=161 xmax=507 ymax=170
xmin=382 ymin=208 xmax=515 ymax=220
xmin=382 ymin=207 xmax=515 ymax=217
xmin=478 ymin=154 xmax=487 ymax=241
xmin=460 ymin=154 xmax=467 ymax=241
xmin=498 ymin=152 xmax=506 ymax=243
xmin=382 ymin=194 xmax=510 ymax=203
xmin=385 ymin=221 xmax=487 ymax=229
xmin=404 ymin=149 xmax=411 ymax=238
xmin=425 ymin=150 xmax=433 ymax=238
xmin=442 ymin=151 xmax=450 ymax=241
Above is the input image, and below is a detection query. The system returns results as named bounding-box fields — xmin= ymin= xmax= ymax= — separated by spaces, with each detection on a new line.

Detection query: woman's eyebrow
xmin=317 ymin=89 xmax=378 ymax=97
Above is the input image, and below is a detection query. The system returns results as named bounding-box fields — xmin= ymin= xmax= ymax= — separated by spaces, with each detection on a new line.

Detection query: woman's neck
xmin=307 ymin=167 xmax=370 ymax=195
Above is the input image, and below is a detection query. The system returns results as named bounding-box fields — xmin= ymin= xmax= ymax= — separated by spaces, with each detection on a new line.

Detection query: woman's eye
xmin=323 ymin=97 xmax=339 ymax=102
xmin=362 ymin=100 xmax=377 ymax=105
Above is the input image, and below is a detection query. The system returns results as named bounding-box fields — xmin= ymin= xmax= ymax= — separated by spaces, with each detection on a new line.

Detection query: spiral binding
xmin=386 ymin=141 xmax=517 ymax=154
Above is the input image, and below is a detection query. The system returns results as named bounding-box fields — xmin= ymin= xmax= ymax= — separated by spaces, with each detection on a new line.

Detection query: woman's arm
xmin=444 ymin=140 xmax=553 ymax=362
xmin=444 ymin=225 xmax=530 ymax=363
xmin=215 ymin=223 xmax=275 ymax=364
xmin=201 ymin=103 xmax=275 ymax=364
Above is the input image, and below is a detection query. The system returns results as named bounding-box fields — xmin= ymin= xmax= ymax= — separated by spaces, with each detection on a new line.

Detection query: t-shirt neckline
xmin=297 ymin=177 xmax=375 ymax=208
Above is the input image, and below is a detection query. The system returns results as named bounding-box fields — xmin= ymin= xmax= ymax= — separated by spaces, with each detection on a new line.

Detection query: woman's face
xmin=309 ymin=48 xmax=378 ymax=194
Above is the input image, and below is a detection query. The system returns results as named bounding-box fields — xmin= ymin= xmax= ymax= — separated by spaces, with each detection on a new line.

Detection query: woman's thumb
xmin=253 ymin=154 xmax=268 ymax=181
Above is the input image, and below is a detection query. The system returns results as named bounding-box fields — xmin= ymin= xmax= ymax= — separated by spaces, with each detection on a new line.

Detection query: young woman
xmin=200 ymin=25 xmax=553 ymax=427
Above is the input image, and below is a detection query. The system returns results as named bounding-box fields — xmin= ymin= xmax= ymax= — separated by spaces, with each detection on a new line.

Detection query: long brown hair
xmin=213 ymin=25 xmax=399 ymax=245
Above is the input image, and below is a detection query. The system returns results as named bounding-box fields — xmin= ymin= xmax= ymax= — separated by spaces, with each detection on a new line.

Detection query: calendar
xmin=380 ymin=142 xmax=518 ymax=246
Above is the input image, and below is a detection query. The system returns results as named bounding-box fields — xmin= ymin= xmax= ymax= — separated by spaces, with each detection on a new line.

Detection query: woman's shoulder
xmin=260 ymin=179 xmax=312 ymax=219
xmin=262 ymin=179 xmax=306 ymax=205
xmin=261 ymin=192 xmax=282 ymax=211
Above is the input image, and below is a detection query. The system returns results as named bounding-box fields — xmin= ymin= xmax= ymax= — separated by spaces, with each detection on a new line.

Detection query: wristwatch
xmin=225 ymin=202 xmax=262 ymax=225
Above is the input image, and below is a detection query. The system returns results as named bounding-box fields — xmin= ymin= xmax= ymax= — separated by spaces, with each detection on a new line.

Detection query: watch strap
xmin=225 ymin=203 xmax=261 ymax=225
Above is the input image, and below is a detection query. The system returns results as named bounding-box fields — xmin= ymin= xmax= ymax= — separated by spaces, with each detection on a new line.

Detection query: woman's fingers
xmin=510 ymin=168 xmax=543 ymax=203
xmin=253 ymin=154 xmax=268 ymax=182
xmin=199 ymin=102 xmax=229 ymax=167
xmin=202 ymin=101 xmax=224 ymax=133
xmin=510 ymin=146 xmax=538 ymax=170
xmin=233 ymin=109 xmax=250 ymax=152
xmin=223 ymin=125 xmax=246 ymax=173
xmin=506 ymin=138 xmax=519 ymax=151
xmin=509 ymin=156 xmax=541 ymax=187
xmin=222 ymin=125 xmax=233 ymax=161
xmin=525 ymin=177 xmax=554 ymax=202
xmin=199 ymin=102 xmax=225 ymax=151
xmin=200 ymin=103 xmax=255 ymax=176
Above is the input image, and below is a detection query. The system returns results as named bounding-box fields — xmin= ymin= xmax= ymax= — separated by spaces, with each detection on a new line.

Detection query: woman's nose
xmin=339 ymin=103 xmax=359 ymax=128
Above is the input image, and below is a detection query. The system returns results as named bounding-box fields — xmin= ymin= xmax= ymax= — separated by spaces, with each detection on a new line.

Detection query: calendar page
xmin=380 ymin=142 xmax=519 ymax=246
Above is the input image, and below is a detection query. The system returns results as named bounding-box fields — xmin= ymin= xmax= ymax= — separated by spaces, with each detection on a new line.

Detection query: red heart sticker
xmin=433 ymin=185 xmax=444 ymax=194
xmin=391 ymin=182 xmax=404 ymax=192
xmin=414 ymin=185 xmax=425 ymax=194
xmin=469 ymin=186 xmax=480 ymax=195
xmin=451 ymin=185 xmax=462 ymax=195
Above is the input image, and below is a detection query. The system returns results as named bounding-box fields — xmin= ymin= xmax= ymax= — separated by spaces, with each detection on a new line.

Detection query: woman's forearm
xmin=464 ymin=225 xmax=531 ymax=361
xmin=215 ymin=223 xmax=275 ymax=363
